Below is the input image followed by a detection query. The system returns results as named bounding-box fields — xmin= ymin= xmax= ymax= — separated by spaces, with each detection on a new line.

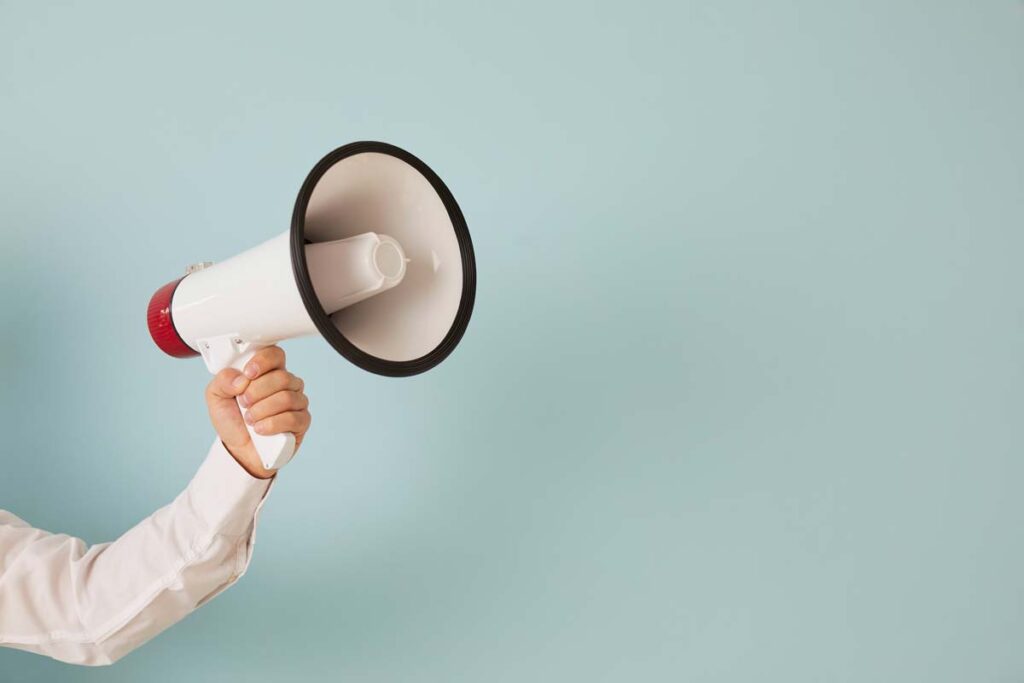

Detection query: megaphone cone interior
xmin=293 ymin=142 xmax=476 ymax=376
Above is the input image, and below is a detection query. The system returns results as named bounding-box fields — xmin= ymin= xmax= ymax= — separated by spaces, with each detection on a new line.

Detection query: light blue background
xmin=1 ymin=1 xmax=1023 ymax=680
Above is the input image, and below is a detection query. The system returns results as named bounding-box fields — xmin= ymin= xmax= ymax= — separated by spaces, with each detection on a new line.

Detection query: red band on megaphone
xmin=147 ymin=278 xmax=199 ymax=358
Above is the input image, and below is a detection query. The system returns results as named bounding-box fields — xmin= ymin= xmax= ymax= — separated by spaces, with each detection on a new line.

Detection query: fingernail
xmin=238 ymin=394 xmax=250 ymax=408
xmin=244 ymin=362 xmax=259 ymax=379
xmin=232 ymin=376 xmax=248 ymax=391
xmin=244 ymin=411 xmax=254 ymax=425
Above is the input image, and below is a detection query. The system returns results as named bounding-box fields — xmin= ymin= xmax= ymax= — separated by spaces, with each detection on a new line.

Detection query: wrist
xmin=221 ymin=440 xmax=277 ymax=479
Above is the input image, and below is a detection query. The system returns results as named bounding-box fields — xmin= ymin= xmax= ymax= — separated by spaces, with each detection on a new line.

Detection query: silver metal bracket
xmin=185 ymin=261 xmax=214 ymax=275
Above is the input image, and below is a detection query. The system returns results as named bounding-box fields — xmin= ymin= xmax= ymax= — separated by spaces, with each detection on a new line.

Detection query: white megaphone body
xmin=147 ymin=142 xmax=476 ymax=471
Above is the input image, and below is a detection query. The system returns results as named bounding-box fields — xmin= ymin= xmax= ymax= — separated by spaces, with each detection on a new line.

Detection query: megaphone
xmin=146 ymin=141 xmax=476 ymax=471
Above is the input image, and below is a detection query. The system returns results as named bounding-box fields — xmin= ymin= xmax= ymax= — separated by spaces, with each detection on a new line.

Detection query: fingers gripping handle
xmin=229 ymin=349 xmax=296 ymax=471
xmin=198 ymin=336 xmax=296 ymax=471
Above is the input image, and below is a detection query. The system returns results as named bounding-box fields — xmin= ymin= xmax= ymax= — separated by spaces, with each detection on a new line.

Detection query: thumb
xmin=206 ymin=368 xmax=253 ymax=453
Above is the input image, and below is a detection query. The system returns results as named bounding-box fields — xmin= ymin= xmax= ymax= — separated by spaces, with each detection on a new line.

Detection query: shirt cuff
xmin=185 ymin=439 xmax=274 ymax=537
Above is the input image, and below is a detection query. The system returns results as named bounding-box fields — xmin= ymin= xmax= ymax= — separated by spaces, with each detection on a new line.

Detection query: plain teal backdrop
xmin=2 ymin=1 xmax=1023 ymax=680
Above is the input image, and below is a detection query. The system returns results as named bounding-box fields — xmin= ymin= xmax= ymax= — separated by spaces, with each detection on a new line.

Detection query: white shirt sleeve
xmin=0 ymin=439 xmax=274 ymax=666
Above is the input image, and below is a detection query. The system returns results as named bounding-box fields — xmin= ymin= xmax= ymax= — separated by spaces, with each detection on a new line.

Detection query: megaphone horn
xmin=147 ymin=141 xmax=477 ymax=471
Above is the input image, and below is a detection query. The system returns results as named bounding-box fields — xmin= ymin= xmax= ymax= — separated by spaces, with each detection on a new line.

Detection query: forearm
xmin=0 ymin=439 xmax=272 ymax=666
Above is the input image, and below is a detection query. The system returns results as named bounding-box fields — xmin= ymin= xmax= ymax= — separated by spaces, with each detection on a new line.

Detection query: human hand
xmin=205 ymin=346 xmax=311 ymax=479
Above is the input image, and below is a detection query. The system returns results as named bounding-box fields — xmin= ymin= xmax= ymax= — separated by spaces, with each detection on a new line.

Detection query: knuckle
xmin=245 ymin=381 xmax=265 ymax=401
xmin=250 ymin=374 xmax=276 ymax=399
xmin=261 ymin=346 xmax=285 ymax=367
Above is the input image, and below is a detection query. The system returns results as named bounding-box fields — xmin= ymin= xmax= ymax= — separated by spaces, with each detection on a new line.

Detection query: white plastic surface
xmin=173 ymin=232 xmax=319 ymax=349
xmin=172 ymin=230 xmax=409 ymax=350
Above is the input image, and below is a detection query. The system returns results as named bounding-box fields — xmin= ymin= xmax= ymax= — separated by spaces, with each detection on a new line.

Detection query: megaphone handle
xmin=197 ymin=335 xmax=296 ymax=472
xmin=230 ymin=349 xmax=297 ymax=472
